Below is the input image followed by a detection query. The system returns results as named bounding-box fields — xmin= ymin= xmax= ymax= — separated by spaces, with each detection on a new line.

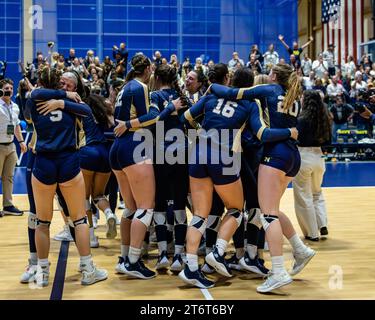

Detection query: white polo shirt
xmin=0 ymin=99 xmax=20 ymax=143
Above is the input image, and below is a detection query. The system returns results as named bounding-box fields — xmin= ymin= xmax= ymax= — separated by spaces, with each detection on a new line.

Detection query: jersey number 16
xmin=213 ymin=99 xmax=238 ymax=118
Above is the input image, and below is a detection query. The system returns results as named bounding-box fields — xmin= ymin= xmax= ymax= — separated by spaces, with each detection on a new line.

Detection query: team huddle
xmin=19 ymin=52 xmax=316 ymax=294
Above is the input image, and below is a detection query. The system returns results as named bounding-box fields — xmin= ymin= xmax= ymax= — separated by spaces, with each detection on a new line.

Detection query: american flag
xmin=322 ymin=0 xmax=364 ymax=66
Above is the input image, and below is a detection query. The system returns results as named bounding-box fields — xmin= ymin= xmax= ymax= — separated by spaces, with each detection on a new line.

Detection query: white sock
xmin=89 ymin=227 xmax=95 ymax=238
xmin=128 ymin=246 xmax=141 ymax=264
xmin=121 ymin=245 xmax=129 ymax=258
xmin=271 ymin=255 xmax=285 ymax=274
xmin=246 ymin=244 xmax=258 ymax=259
xmin=38 ymin=258 xmax=49 ymax=269
xmin=174 ymin=245 xmax=184 ymax=255
xmin=186 ymin=253 xmax=198 ymax=272
xmin=158 ymin=240 xmax=167 ymax=253
xmin=30 ymin=252 xmax=38 ymax=265
xmin=236 ymin=248 xmax=245 ymax=259
xmin=80 ymin=255 xmax=94 ymax=272
xmin=104 ymin=208 xmax=113 ymax=219
xmin=215 ymin=238 xmax=228 ymax=256
xmin=288 ymin=234 xmax=307 ymax=254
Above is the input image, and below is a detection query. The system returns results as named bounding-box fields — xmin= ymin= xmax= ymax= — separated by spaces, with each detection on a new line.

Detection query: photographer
xmin=112 ymin=42 xmax=128 ymax=75
xmin=0 ymin=79 xmax=27 ymax=217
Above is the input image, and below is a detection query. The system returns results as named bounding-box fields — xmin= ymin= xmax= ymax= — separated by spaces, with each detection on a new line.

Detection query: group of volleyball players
xmin=19 ymin=52 xmax=316 ymax=293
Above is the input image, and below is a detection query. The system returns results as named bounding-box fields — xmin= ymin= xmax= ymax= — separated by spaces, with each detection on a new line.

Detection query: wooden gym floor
xmin=0 ymin=187 xmax=375 ymax=300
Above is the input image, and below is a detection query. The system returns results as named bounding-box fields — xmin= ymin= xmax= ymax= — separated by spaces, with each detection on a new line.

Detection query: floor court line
xmin=50 ymin=241 xmax=70 ymax=300
xmin=200 ymin=289 xmax=214 ymax=300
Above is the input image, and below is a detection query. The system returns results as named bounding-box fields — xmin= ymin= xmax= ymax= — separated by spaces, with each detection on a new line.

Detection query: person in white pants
xmin=293 ymin=90 xmax=332 ymax=241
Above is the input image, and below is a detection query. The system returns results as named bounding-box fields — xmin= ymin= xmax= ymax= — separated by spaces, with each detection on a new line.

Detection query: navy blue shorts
xmin=33 ymin=150 xmax=81 ymax=185
xmin=80 ymin=143 xmax=111 ymax=173
xmin=261 ymin=141 xmax=301 ymax=177
xmin=189 ymin=145 xmax=240 ymax=185
xmin=109 ymin=132 xmax=152 ymax=170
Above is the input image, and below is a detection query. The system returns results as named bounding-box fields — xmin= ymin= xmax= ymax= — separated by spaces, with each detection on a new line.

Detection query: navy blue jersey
xmin=184 ymin=94 xmax=291 ymax=152
xmin=25 ymin=89 xmax=91 ymax=153
xmin=210 ymin=84 xmax=300 ymax=130
xmin=114 ymin=79 xmax=176 ymax=131
xmin=81 ymin=112 xmax=107 ymax=146
xmin=150 ymin=88 xmax=188 ymax=150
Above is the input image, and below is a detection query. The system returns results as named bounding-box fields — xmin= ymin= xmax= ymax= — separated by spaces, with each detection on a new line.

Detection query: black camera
xmin=358 ymin=88 xmax=375 ymax=101
xmin=0 ymin=89 xmax=11 ymax=98
xmin=355 ymin=103 xmax=366 ymax=113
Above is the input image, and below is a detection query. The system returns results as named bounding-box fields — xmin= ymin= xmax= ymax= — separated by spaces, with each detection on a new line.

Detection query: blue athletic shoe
xmin=122 ymin=259 xmax=156 ymax=279
xmin=239 ymin=252 xmax=269 ymax=276
xmin=205 ymin=246 xmax=232 ymax=277
xmin=3 ymin=205 xmax=23 ymax=216
xmin=178 ymin=265 xmax=214 ymax=289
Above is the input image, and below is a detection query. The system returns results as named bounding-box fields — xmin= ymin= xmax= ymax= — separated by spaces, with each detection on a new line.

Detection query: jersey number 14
xmin=213 ymin=99 xmax=238 ymax=118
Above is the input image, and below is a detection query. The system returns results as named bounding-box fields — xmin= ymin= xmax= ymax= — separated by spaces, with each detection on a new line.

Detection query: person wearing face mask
xmin=0 ymin=78 xmax=27 ymax=217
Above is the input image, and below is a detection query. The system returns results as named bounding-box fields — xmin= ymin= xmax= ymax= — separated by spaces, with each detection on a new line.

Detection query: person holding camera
xmin=0 ymin=79 xmax=27 ymax=217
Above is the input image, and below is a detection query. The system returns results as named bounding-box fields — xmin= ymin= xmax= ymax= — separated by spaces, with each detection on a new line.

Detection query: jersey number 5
xmin=213 ymin=99 xmax=238 ymax=118
xmin=49 ymin=110 xmax=63 ymax=122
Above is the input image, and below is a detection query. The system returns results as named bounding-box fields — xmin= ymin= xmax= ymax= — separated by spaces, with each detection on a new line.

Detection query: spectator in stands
xmin=228 ymin=52 xmax=244 ymax=71
xmin=313 ymin=78 xmax=327 ymax=98
xmin=278 ymin=34 xmax=314 ymax=63
xmin=248 ymin=44 xmax=263 ymax=65
xmin=344 ymin=55 xmax=357 ymax=80
xmin=351 ymin=71 xmax=368 ymax=98
xmin=323 ymin=44 xmax=336 ymax=76
xmin=312 ymin=53 xmax=329 ymax=79
xmin=68 ymin=57 xmax=89 ymax=78
xmin=327 ymin=75 xmax=346 ymax=101
xmin=360 ymin=54 xmax=373 ymax=70
xmin=290 ymin=54 xmax=301 ymax=71
xmin=0 ymin=79 xmax=27 ymax=217
xmin=153 ymin=51 xmax=162 ymax=66
xmin=246 ymin=54 xmax=262 ymax=75
xmin=207 ymin=59 xmax=215 ymax=71
xmin=263 ymin=43 xmax=279 ymax=74
xmin=301 ymin=52 xmax=312 ymax=76
xmin=329 ymin=95 xmax=354 ymax=142
xmin=65 ymin=48 xmax=76 ymax=68
xmin=322 ymin=71 xmax=331 ymax=87
xmin=360 ymin=105 xmax=375 ymax=125
xmin=161 ymin=58 xmax=168 ymax=65
xmin=0 ymin=61 xmax=6 ymax=80
xmin=303 ymin=71 xmax=316 ymax=90
xmin=112 ymin=43 xmax=128 ymax=75
xmin=84 ymin=50 xmax=95 ymax=68
xmin=195 ymin=57 xmax=208 ymax=76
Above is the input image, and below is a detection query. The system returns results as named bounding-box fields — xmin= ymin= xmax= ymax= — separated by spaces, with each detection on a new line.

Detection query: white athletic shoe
xmin=155 ymin=251 xmax=169 ymax=270
xmin=53 ymin=225 xmax=74 ymax=242
xmin=115 ymin=215 xmax=121 ymax=226
xmin=35 ymin=265 xmax=50 ymax=288
xmin=20 ymin=261 xmax=37 ymax=283
xmin=256 ymin=270 xmax=293 ymax=293
xmin=105 ymin=213 xmax=117 ymax=239
xmin=289 ymin=247 xmax=316 ymax=276
xmin=170 ymin=254 xmax=184 ymax=272
xmin=93 ymin=216 xmax=98 ymax=229
xmin=81 ymin=264 xmax=108 ymax=285
xmin=90 ymin=235 xmax=99 ymax=248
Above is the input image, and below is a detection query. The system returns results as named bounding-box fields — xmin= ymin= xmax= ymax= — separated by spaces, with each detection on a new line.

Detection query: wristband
xmin=125 ymin=120 xmax=132 ymax=129
xmin=18 ymin=140 xmax=25 ymax=143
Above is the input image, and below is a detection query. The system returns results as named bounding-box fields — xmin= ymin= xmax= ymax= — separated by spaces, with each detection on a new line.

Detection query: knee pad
xmin=174 ymin=210 xmax=187 ymax=225
xmin=85 ymin=200 xmax=91 ymax=211
xmin=226 ymin=208 xmax=243 ymax=228
xmin=206 ymin=215 xmax=221 ymax=232
xmin=153 ymin=211 xmax=166 ymax=226
xmin=248 ymin=208 xmax=262 ymax=229
xmin=122 ymin=208 xmax=135 ymax=220
xmin=73 ymin=216 xmax=88 ymax=227
xmin=260 ymin=214 xmax=279 ymax=231
xmin=189 ymin=215 xmax=207 ymax=235
xmin=134 ymin=209 xmax=154 ymax=228
xmin=93 ymin=196 xmax=107 ymax=206
xmin=28 ymin=212 xmax=37 ymax=230
xmin=36 ymin=219 xmax=51 ymax=227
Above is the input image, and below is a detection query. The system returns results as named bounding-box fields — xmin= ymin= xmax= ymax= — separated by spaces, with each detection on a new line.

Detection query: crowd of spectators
xmin=7 ymin=34 xmax=375 ymax=142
